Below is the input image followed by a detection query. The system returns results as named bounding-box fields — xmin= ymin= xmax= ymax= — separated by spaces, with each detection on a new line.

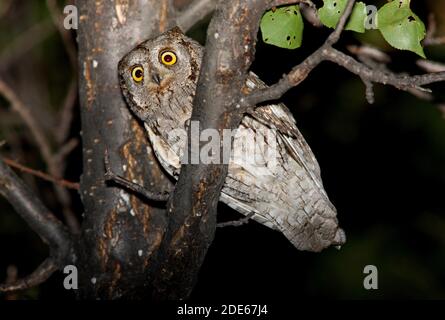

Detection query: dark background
xmin=0 ymin=0 xmax=444 ymax=300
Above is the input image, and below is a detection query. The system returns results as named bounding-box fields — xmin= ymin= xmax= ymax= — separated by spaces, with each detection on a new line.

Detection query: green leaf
xmin=260 ymin=5 xmax=304 ymax=49
xmin=378 ymin=0 xmax=426 ymax=58
xmin=318 ymin=0 xmax=367 ymax=33
xmin=346 ymin=2 xmax=367 ymax=33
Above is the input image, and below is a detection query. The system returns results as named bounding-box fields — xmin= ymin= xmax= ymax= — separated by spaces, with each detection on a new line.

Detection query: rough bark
xmin=75 ymin=0 xmax=174 ymax=299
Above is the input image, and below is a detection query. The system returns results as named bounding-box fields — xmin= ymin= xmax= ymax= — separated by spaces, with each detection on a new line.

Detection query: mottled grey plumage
xmin=118 ymin=27 xmax=345 ymax=252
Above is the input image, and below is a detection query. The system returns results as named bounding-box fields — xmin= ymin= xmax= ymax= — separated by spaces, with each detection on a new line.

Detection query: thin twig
xmin=326 ymin=0 xmax=356 ymax=45
xmin=56 ymin=79 xmax=78 ymax=144
xmin=361 ymin=77 xmax=375 ymax=104
xmin=423 ymin=13 xmax=445 ymax=46
xmin=347 ymin=45 xmax=391 ymax=64
xmin=425 ymin=37 xmax=445 ymax=46
xmin=417 ymin=60 xmax=445 ymax=73
xmin=0 ymin=20 xmax=55 ymax=70
xmin=300 ymin=2 xmax=322 ymax=27
xmin=0 ymin=159 xmax=71 ymax=272
xmin=46 ymin=0 xmax=77 ymax=70
xmin=177 ymin=0 xmax=318 ymax=31
xmin=0 ymin=79 xmax=80 ymax=233
xmin=348 ymin=45 xmax=434 ymax=101
xmin=270 ymin=0 xmax=314 ymax=8
xmin=53 ymin=138 xmax=79 ymax=165
xmin=425 ymin=13 xmax=437 ymax=41
xmin=4 ymin=265 xmax=18 ymax=299
xmin=0 ymin=258 xmax=58 ymax=292
xmin=3 ymin=157 xmax=80 ymax=190
xmin=0 ymin=79 xmax=53 ymax=166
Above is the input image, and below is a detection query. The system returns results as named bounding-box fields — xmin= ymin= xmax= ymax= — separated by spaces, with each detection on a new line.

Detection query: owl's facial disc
xmin=118 ymin=28 xmax=201 ymax=122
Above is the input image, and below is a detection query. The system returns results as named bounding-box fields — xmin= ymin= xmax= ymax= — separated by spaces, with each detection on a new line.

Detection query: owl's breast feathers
xmin=144 ymin=72 xmax=345 ymax=252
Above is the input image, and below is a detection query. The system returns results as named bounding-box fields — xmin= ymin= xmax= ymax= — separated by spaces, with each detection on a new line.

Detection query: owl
xmin=118 ymin=27 xmax=345 ymax=252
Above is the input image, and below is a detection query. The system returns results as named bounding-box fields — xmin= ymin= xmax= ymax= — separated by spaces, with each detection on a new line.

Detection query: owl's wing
xmin=245 ymin=72 xmax=323 ymax=185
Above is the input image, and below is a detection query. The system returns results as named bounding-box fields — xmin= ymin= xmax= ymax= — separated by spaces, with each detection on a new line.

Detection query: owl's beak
xmin=151 ymin=73 xmax=161 ymax=85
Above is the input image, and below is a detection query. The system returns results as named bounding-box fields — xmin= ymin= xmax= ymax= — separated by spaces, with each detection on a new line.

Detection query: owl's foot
xmin=104 ymin=149 xmax=170 ymax=202
xmin=217 ymin=212 xmax=255 ymax=228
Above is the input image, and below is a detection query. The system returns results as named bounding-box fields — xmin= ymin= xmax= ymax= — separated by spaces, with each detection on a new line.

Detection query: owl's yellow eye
xmin=131 ymin=66 xmax=144 ymax=82
xmin=160 ymin=51 xmax=177 ymax=66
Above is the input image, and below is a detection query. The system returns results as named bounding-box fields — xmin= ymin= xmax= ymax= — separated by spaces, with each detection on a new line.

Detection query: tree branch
xmin=242 ymin=0 xmax=356 ymax=108
xmin=417 ymin=60 xmax=445 ymax=73
xmin=177 ymin=0 xmax=218 ymax=31
xmin=2 ymin=157 xmax=80 ymax=190
xmin=242 ymin=47 xmax=325 ymax=107
xmin=0 ymin=79 xmax=53 ymax=167
xmin=325 ymin=0 xmax=355 ymax=45
xmin=0 ymin=158 xmax=71 ymax=292
xmin=424 ymin=13 xmax=445 ymax=46
xmin=0 ymin=258 xmax=58 ymax=292
xmin=0 ymin=158 xmax=71 ymax=253
xmin=243 ymin=0 xmax=445 ymax=108
xmin=346 ymin=45 xmax=435 ymax=101
xmin=0 ymin=78 xmax=81 ymax=233
xmin=323 ymin=47 xmax=445 ymax=90
xmin=270 ymin=0 xmax=314 ymax=8
xmin=300 ymin=2 xmax=322 ymax=27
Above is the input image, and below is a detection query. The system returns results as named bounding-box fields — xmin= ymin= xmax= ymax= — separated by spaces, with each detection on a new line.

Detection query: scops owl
xmin=118 ymin=27 xmax=345 ymax=252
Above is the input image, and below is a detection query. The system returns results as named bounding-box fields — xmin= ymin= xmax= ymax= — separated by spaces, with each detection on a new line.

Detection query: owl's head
xmin=118 ymin=27 xmax=202 ymax=122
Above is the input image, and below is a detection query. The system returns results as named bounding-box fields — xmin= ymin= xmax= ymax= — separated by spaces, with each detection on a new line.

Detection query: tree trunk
xmin=76 ymin=0 xmax=174 ymax=299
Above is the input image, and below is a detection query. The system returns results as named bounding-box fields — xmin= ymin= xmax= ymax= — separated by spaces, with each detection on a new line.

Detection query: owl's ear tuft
xmin=167 ymin=26 xmax=184 ymax=35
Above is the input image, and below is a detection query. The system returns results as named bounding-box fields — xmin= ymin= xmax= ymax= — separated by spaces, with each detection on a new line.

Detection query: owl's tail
xmin=284 ymin=214 xmax=346 ymax=252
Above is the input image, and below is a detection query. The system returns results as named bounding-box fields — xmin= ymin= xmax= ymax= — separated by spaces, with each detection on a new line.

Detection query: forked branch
xmin=0 ymin=158 xmax=71 ymax=292
xmin=243 ymin=0 xmax=445 ymax=108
